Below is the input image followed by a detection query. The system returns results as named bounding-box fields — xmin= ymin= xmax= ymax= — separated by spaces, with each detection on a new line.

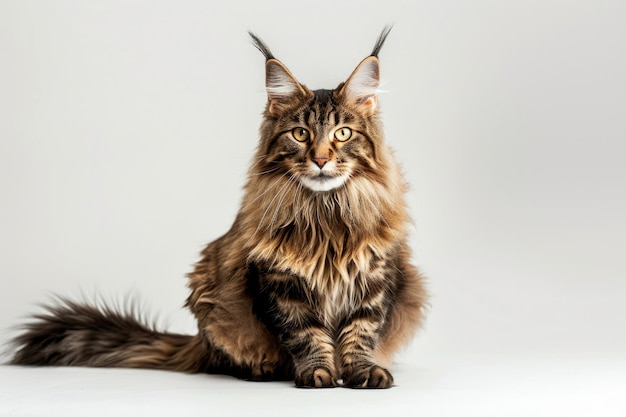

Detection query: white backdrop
xmin=1 ymin=1 xmax=625 ymax=414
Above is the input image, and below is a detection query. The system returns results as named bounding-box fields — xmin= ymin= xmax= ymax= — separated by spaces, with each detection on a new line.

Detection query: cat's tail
xmin=9 ymin=298 xmax=219 ymax=373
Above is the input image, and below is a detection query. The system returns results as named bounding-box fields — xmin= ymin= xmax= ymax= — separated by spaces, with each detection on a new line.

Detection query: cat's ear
xmin=341 ymin=56 xmax=380 ymax=113
xmin=265 ymin=59 xmax=307 ymax=115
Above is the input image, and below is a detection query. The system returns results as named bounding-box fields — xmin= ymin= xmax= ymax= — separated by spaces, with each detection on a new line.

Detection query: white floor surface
xmin=1 ymin=356 xmax=624 ymax=417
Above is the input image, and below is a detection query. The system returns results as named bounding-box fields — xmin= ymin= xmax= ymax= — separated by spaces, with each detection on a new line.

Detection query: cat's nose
xmin=312 ymin=157 xmax=330 ymax=169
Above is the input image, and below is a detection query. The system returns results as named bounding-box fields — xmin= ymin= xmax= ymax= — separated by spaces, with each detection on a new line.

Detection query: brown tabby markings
xmin=10 ymin=28 xmax=428 ymax=389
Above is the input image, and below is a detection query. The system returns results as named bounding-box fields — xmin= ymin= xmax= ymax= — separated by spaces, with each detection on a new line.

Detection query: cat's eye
xmin=334 ymin=127 xmax=352 ymax=142
xmin=292 ymin=127 xmax=310 ymax=142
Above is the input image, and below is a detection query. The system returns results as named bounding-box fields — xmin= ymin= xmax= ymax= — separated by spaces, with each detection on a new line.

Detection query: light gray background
xmin=1 ymin=1 xmax=625 ymax=416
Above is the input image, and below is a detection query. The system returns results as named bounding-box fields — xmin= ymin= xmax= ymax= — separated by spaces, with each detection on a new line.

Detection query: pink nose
xmin=312 ymin=157 xmax=329 ymax=168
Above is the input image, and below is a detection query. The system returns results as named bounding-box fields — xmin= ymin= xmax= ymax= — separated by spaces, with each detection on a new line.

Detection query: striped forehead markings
xmin=298 ymin=90 xmax=340 ymax=128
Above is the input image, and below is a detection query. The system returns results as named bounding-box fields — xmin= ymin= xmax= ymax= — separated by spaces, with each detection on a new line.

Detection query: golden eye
xmin=292 ymin=127 xmax=310 ymax=142
xmin=334 ymin=127 xmax=352 ymax=142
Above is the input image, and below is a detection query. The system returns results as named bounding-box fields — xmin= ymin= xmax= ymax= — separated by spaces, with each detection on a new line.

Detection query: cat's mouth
xmin=300 ymin=173 xmax=349 ymax=192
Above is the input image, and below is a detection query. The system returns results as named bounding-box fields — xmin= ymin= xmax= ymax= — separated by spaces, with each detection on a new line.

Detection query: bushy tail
xmin=10 ymin=298 xmax=212 ymax=373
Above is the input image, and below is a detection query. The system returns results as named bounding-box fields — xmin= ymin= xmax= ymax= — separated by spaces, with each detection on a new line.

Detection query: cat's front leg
xmin=338 ymin=305 xmax=394 ymax=389
xmin=288 ymin=328 xmax=337 ymax=388
xmin=250 ymin=267 xmax=338 ymax=388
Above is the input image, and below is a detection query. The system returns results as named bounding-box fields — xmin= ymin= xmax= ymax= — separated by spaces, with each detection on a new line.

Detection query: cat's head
xmin=250 ymin=28 xmax=393 ymax=193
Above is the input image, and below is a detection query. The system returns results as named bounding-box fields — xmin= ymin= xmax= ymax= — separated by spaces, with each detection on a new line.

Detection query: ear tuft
xmin=249 ymin=31 xmax=275 ymax=61
xmin=265 ymin=59 xmax=306 ymax=114
xmin=341 ymin=56 xmax=380 ymax=113
xmin=370 ymin=25 xmax=393 ymax=57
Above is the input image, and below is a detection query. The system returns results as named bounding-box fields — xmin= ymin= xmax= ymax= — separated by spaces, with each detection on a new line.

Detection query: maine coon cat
xmin=10 ymin=27 xmax=427 ymax=389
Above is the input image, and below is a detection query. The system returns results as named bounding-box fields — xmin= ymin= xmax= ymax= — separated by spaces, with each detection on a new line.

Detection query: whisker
xmin=240 ymin=172 xmax=288 ymax=212
xmin=293 ymin=180 xmax=304 ymax=220
xmin=248 ymin=166 xmax=281 ymax=177
xmin=256 ymin=173 xmax=294 ymax=235
xmin=340 ymin=182 xmax=355 ymax=223
xmin=351 ymin=180 xmax=391 ymax=230
xmin=246 ymin=153 xmax=270 ymax=172
xmin=268 ymin=174 xmax=297 ymax=232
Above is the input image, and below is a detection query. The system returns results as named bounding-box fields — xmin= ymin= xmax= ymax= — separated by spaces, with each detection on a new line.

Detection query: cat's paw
xmin=248 ymin=360 xmax=278 ymax=381
xmin=342 ymin=364 xmax=394 ymax=389
xmin=295 ymin=366 xmax=337 ymax=388
xmin=247 ymin=350 xmax=293 ymax=381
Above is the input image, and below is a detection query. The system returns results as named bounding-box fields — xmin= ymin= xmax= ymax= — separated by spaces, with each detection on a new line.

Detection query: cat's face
xmin=258 ymin=56 xmax=384 ymax=193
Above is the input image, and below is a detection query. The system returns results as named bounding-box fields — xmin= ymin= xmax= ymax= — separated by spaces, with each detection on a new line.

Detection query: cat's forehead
xmin=312 ymin=89 xmax=335 ymax=103
xmin=300 ymin=89 xmax=346 ymax=126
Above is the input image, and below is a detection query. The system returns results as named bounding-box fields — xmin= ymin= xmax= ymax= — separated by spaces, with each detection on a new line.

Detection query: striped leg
xmin=338 ymin=311 xmax=393 ymax=388
xmin=250 ymin=268 xmax=338 ymax=388
xmin=338 ymin=277 xmax=394 ymax=389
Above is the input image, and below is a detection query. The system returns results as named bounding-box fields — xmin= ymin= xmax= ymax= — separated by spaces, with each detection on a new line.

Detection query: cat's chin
xmin=300 ymin=174 xmax=349 ymax=192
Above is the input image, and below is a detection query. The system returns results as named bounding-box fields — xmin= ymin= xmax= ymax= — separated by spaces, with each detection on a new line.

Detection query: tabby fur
xmin=10 ymin=27 xmax=428 ymax=389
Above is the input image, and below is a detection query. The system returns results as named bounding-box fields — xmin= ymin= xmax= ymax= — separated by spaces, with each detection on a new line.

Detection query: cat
xmin=10 ymin=27 xmax=428 ymax=389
